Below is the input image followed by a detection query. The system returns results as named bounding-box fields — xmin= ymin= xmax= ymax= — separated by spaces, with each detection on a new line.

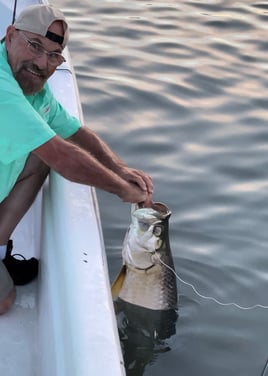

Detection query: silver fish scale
xmin=119 ymin=262 xmax=177 ymax=310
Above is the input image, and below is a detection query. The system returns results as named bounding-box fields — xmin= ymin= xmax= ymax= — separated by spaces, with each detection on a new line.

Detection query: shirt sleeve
xmin=39 ymin=83 xmax=81 ymax=139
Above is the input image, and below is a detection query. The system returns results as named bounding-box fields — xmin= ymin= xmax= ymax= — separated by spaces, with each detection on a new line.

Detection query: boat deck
xmin=0 ymin=282 xmax=38 ymax=375
xmin=0 ymin=201 xmax=40 ymax=376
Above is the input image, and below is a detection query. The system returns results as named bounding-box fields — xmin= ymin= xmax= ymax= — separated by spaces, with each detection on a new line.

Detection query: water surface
xmin=55 ymin=0 xmax=268 ymax=374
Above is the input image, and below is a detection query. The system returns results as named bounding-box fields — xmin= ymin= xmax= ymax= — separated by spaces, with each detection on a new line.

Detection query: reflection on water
xmin=55 ymin=0 xmax=268 ymax=374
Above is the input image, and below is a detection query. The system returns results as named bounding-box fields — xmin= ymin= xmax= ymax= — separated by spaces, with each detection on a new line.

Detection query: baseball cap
xmin=13 ymin=4 xmax=69 ymax=48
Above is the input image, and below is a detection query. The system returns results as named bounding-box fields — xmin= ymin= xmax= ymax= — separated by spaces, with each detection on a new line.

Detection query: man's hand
xmin=117 ymin=180 xmax=151 ymax=204
xmin=117 ymin=166 xmax=153 ymax=207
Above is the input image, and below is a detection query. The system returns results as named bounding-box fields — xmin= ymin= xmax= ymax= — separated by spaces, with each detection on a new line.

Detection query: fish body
xmin=116 ymin=300 xmax=178 ymax=375
xmin=112 ymin=202 xmax=178 ymax=311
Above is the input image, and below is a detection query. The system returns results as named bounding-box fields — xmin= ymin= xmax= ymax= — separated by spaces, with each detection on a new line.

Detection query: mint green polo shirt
xmin=0 ymin=42 xmax=81 ymax=202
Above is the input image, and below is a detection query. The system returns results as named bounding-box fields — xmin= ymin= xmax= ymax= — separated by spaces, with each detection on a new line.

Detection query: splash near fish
xmin=112 ymin=202 xmax=178 ymax=310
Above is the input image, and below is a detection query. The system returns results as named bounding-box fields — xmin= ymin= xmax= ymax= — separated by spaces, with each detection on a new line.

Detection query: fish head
xmin=122 ymin=203 xmax=171 ymax=270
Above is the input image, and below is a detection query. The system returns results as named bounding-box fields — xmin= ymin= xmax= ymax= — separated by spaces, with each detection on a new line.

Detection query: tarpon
xmin=112 ymin=202 xmax=178 ymax=374
xmin=112 ymin=202 xmax=178 ymax=310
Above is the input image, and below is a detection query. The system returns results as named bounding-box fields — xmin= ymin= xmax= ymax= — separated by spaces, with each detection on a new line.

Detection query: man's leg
xmin=0 ymin=261 xmax=16 ymax=315
xmin=0 ymin=153 xmax=50 ymax=244
xmin=0 ymin=288 xmax=16 ymax=315
xmin=0 ymin=154 xmax=49 ymax=312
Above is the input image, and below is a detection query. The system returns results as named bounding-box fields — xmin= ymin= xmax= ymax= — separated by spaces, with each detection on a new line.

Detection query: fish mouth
xmin=136 ymin=202 xmax=171 ymax=219
xmin=151 ymin=202 xmax=171 ymax=218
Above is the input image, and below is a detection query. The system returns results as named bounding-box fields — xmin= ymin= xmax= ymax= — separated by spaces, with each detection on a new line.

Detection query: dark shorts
xmin=0 ymin=260 xmax=14 ymax=301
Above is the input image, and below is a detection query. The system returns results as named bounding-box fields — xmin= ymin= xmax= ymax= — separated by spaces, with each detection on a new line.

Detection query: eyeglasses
xmin=18 ymin=31 xmax=66 ymax=67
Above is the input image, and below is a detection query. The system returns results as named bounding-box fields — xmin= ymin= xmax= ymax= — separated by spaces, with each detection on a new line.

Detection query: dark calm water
xmin=55 ymin=0 xmax=268 ymax=374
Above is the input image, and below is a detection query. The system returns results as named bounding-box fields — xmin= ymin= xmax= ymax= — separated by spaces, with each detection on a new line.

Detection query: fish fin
xmin=111 ymin=265 xmax=127 ymax=300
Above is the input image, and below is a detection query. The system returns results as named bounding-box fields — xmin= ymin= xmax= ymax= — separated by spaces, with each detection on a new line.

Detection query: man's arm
xmin=68 ymin=127 xmax=153 ymax=199
xmin=33 ymin=135 xmax=149 ymax=204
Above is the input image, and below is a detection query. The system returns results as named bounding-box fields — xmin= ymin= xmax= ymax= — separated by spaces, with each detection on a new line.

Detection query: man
xmin=0 ymin=4 xmax=153 ymax=314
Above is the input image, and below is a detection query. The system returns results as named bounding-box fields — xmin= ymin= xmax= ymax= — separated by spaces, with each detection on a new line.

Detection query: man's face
xmin=5 ymin=21 xmax=64 ymax=95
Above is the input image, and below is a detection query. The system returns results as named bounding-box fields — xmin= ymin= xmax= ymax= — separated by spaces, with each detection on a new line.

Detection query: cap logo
xmin=45 ymin=30 xmax=64 ymax=45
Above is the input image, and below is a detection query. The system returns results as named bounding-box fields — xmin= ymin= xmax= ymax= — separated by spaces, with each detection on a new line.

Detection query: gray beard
xmin=14 ymin=63 xmax=48 ymax=95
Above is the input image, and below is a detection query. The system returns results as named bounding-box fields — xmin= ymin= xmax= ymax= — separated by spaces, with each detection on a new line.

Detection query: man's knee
xmin=0 ymin=287 xmax=16 ymax=315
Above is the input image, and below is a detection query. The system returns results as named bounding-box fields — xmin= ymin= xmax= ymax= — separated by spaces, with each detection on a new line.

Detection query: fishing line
xmin=155 ymin=255 xmax=268 ymax=376
xmin=153 ymin=252 xmax=268 ymax=310
xmin=261 ymin=357 xmax=268 ymax=376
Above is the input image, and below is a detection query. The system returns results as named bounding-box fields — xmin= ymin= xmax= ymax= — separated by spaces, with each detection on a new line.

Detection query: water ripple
xmin=56 ymin=0 xmax=268 ymax=374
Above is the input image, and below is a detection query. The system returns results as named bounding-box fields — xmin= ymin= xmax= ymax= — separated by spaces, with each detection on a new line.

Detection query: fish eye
xmin=153 ymin=225 xmax=163 ymax=237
